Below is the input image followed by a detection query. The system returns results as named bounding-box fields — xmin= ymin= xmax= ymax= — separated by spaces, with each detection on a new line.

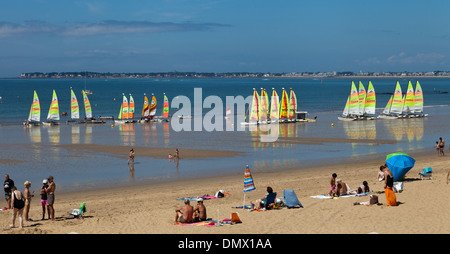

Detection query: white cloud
xmin=0 ymin=20 xmax=230 ymax=38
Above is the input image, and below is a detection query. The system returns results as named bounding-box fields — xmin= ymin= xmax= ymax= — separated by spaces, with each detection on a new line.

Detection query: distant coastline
xmin=11 ymin=70 xmax=450 ymax=79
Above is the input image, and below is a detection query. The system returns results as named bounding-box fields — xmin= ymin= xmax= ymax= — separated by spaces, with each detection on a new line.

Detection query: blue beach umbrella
xmin=386 ymin=154 xmax=415 ymax=181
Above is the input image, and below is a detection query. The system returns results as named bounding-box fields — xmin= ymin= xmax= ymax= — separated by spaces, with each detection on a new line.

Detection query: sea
xmin=0 ymin=78 xmax=449 ymax=193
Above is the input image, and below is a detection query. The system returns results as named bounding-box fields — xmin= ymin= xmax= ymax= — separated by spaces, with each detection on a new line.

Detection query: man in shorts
xmin=175 ymin=199 xmax=193 ymax=224
xmin=45 ymin=176 xmax=56 ymax=221
xmin=4 ymin=174 xmax=15 ymax=209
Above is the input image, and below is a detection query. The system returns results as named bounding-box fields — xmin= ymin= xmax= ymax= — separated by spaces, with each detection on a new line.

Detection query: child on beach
xmin=329 ymin=173 xmax=337 ymax=196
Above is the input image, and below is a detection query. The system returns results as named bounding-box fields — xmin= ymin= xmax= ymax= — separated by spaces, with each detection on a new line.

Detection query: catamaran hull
xmin=114 ymin=120 xmax=136 ymax=124
xmin=338 ymin=117 xmax=356 ymax=121
xmin=42 ymin=121 xmax=60 ymax=126
xmin=377 ymin=114 xmax=399 ymax=119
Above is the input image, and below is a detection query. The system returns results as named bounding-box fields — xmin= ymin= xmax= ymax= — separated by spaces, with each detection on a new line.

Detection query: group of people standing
xmin=435 ymin=137 xmax=446 ymax=156
xmin=4 ymin=174 xmax=56 ymax=229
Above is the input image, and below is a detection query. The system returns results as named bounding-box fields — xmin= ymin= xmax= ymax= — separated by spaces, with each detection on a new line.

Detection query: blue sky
xmin=0 ymin=0 xmax=449 ymax=77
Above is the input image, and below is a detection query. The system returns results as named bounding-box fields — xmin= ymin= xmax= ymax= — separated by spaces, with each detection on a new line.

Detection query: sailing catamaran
xmin=79 ymin=90 xmax=105 ymax=124
xmin=43 ymin=90 xmax=60 ymax=126
xmin=115 ymin=93 xmax=136 ymax=124
xmin=138 ymin=93 xmax=151 ymax=123
xmin=25 ymin=90 xmax=41 ymax=126
xmin=338 ymin=81 xmax=359 ymax=121
xmin=163 ymin=93 xmax=169 ymax=120
xmin=378 ymin=80 xmax=427 ymax=119
xmin=339 ymin=81 xmax=376 ymax=121
xmin=269 ymin=88 xmax=280 ymax=123
xmin=67 ymin=88 xmax=80 ymax=123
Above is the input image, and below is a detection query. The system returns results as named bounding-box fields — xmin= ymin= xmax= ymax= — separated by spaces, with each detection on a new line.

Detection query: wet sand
xmin=1 ymin=149 xmax=449 ymax=235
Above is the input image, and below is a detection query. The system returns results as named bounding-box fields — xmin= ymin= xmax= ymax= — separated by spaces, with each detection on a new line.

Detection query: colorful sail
xmin=163 ymin=93 xmax=169 ymax=119
xmin=403 ymin=81 xmax=415 ymax=114
xmin=270 ymin=88 xmax=279 ymax=121
xmin=358 ymin=81 xmax=366 ymax=115
xmin=142 ymin=94 xmax=150 ymax=118
xmin=390 ymin=81 xmax=403 ymax=114
xmin=243 ymin=165 xmax=256 ymax=192
xmin=249 ymin=89 xmax=260 ymax=121
xmin=47 ymin=90 xmax=59 ymax=121
xmin=382 ymin=95 xmax=393 ymax=115
xmin=414 ymin=81 xmax=423 ymax=113
xmin=121 ymin=94 xmax=129 ymax=119
xmin=118 ymin=104 xmax=123 ymax=119
xmin=342 ymin=96 xmax=350 ymax=116
xmin=348 ymin=81 xmax=360 ymax=115
xmin=70 ymin=88 xmax=80 ymax=120
xmin=28 ymin=90 xmax=40 ymax=122
xmin=259 ymin=89 xmax=268 ymax=121
xmin=82 ymin=90 xmax=92 ymax=119
xmin=149 ymin=94 xmax=157 ymax=117
xmin=129 ymin=94 xmax=135 ymax=119
xmin=288 ymin=88 xmax=297 ymax=119
xmin=364 ymin=81 xmax=376 ymax=115
xmin=280 ymin=88 xmax=289 ymax=119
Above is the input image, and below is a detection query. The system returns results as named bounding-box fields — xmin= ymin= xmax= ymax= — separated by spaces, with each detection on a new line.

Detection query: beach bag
xmin=393 ymin=182 xmax=403 ymax=193
xmin=369 ymin=195 xmax=378 ymax=205
xmin=231 ymin=212 xmax=242 ymax=223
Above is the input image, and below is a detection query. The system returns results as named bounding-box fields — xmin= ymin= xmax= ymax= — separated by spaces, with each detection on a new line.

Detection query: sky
xmin=0 ymin=0 xmax=449 ymax=77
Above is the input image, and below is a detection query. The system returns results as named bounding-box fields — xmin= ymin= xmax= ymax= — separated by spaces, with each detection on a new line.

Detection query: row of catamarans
xmin=114 ymin=93 xmax=170 ymax=124
xmin=241 ymin=87 xmax=313 ymax=125
xmin=338 ymin=80 xmax=426 ymax=121
xmin=25 ymin=89 xmax=170 ymax=127
xmin=25 ymin=88 xmax=101 ymax=126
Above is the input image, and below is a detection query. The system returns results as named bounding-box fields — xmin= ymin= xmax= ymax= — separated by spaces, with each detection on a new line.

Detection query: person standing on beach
xmin=175 ymin=199 xmax=194 ymax=224
xmin=128 ymin=148 xmax=135 ymax=165
xmin=175 ymin=148 xmax=180 ymax=159
xmin=435 ymin=141 xmax=440 ymax=156
xmin=23 ymin=181 xmax=34 ymax=221
xmin=439 ymin=137 xmax=445 ymax=156
xmin=382 ymin=165 xmax=397 ymax=206
xmin=4 ymin=174 xmax=15 ymax=209
xmin=45 ymin=176 xmax=56 ymax=221
xmin=329 ymin=173 xmax=337 ymax=196
xmin=10 ymin=186 xmax=25 ymax=228
xmin=40 ymin=179 xmax=50 ymax=220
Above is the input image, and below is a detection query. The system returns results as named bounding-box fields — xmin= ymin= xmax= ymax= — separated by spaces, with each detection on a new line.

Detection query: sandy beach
xmin=1 ymin=148 xmax=448 ymax=235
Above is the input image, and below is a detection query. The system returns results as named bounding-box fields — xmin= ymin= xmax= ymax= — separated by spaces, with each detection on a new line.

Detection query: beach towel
xmin=176 ymin=196 xmax=217 ymax=201
xmin=310 ymin=194 xmax=333 ymax=199
xmin=385 ymin=187 xmax=397 ymax=206
xmin=175 ymin=218 xmax=232 ymax=227
xmin=232 ymin=205 xmax=254 ymax=209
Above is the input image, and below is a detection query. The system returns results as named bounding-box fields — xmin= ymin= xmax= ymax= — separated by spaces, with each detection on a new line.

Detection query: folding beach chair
xmin=262 ymin=192 xmax=277 ymax=209
xmin=69 ymin=202 xmax=86 ymax=219
xmin=418 ymin=167 xmax=432 ymax=180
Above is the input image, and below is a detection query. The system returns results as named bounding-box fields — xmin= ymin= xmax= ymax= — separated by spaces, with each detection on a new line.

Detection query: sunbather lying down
xmin=353 ymin=195 xmax=382 ymax=206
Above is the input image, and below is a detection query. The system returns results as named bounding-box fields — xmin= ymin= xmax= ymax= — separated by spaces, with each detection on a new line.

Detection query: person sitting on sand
xmin=336 ymin=179 xmax=348 ymax=196
xmin=377 ymin=166 xmax=385 ymax=181
xmin=175 ymin=199 xmax=194 ymax=224
xmin=352 ymin=181 xmax=370 ymax=194
xmin=329 ymin=173 xmax=337 ymax=196
xmin=252 ymin=186 xmax=277 ymax=209
xmin=193 ymin=198 xmax=207 ymax=222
